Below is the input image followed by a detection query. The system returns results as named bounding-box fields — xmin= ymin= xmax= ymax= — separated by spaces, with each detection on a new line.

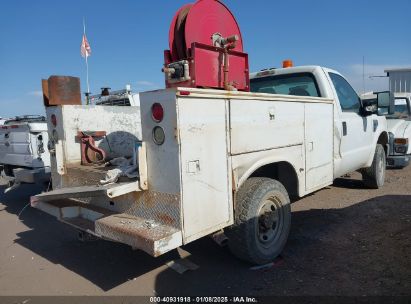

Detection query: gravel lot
xmin=0 ymin=166 xmax=410 ymax=296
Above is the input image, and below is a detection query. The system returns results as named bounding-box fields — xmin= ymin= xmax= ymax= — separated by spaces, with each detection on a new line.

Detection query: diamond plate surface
xmin=95 ymin=214 xmax=182 ymax=256
xmin=119 ymin=191 xmax=181 ymax=229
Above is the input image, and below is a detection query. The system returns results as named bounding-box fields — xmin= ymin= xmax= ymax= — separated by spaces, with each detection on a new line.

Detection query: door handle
xmin=342 ymin=122 xmax=347 ymax=136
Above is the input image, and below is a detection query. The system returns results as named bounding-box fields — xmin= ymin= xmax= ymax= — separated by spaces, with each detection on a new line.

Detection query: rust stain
xmin=143 ymin=191 xmax=156 ymax=207
xmin=157 ymin=213 xmax=175 ymax=226
xmin=131 ymin=191 xmax=141 ymax=201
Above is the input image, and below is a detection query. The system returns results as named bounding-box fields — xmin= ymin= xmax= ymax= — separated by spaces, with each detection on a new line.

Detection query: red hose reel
xmin=163 ymin=0 xmax=250 ymax=92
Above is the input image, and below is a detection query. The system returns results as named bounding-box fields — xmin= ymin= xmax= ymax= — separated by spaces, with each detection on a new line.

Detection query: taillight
xmin=151 ymin=103 xmax=164 ymax=122
xmin=152 ymin=126 xmax=165 ymax=145
xmin=51 ymin=114 xmax=57 ymax=127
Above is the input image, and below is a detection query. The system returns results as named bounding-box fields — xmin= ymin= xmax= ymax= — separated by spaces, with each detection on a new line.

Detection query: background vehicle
xmin=363 ymin=91 xmax=411 ymax=168
xmin=30 ymin=0 xmax=388 ymax=265
xmin=0 ymin=86 xmax=139 ymax=194
xmin=90 ymin=85 xmax=140 ymax=107
xmin=0 ymin=115 xmax=51 ymax=192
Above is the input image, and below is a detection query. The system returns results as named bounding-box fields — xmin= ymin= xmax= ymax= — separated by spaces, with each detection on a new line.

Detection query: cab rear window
xmin=250 ymin=73 xmax=320 ymax=97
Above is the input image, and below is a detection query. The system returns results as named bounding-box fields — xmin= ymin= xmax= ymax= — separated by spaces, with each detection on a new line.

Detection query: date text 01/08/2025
xmin=149 ymin=296 xmax=258 ymax=303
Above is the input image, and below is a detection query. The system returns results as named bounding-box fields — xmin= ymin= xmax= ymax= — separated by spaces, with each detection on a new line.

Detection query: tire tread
xmin=226 ymin=177 xmax=291 ymax=264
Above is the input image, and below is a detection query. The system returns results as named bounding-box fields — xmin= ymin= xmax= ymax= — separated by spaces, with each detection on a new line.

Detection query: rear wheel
xmin=362 ymin=144 xmax=386 ymax=189
xmin=226 ymin=177 xmax=291 ymax=265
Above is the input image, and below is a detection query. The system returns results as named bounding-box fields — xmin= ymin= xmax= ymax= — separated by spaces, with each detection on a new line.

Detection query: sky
xmin=0 ymin=0 xmax=410 ymax=118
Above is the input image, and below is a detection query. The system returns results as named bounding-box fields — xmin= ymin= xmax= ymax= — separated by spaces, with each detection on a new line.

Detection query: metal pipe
xmin=221 ymin=34 xmax=238 ymax=46
xmin=162 ymin=67 xmax=176 ymax=74
xmin=223 ymin=48 xmax=230 ymax=91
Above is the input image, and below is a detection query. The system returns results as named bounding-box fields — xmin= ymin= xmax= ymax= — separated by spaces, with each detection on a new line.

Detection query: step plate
xmin=31 ymin=198 xmax=182 ymax=257
xmin=95 ymin=214 xmax=182 ymax=257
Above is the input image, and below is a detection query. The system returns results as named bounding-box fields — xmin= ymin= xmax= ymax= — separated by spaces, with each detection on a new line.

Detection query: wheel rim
xmin=256 ymin=195 xmax=284 ymax=249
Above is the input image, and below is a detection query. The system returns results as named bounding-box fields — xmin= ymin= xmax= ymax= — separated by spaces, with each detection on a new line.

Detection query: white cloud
xmin=136 ymin=80 xmax=157 ymax=87
xmin=27 ymin=90 xmax=43 ymax=97
xmin=341 ymin=63 xmax=402 ymax=94
xmin=0 ymin=97 xmax=45 ymax=117
xmin=350 ymin=64 xmax=407 ymax=77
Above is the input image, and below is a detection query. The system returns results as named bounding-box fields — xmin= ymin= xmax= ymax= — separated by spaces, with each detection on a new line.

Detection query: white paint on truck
xmin=32 ymin=66 xmax=388 ymax=265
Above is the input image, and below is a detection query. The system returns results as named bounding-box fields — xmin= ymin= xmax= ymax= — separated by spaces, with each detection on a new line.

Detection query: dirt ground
xmin=0 ymin=166 xmax=410 ymax=297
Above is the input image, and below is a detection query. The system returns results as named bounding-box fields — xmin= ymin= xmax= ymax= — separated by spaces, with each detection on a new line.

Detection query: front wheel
xmin=362 ymin=144 xmax=386 ymax=189
xmin=226 ymin=177 xmax=291 ymax=265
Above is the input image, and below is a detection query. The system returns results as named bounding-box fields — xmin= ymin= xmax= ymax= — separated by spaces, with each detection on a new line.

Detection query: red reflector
xmin=1 ymin=126 xmax=7 ymax=129
xmin=151 ymin=103 xmax=164 ymax=122
xmin=180 ymin=91 xmax=191 ymax=96
xmin=11 ymin=125 xmax=18 ymax=129
xmin=51 ymin=114 xmax=57 ymax=127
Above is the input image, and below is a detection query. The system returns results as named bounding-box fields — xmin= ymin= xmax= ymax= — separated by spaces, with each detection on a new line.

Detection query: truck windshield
xmin=250 ymin=73 xmax=320 ymax=97
xmin=393 ymin=98 xmax=410 ymax=118
xmin=378 ymin=98 xmax=410 ymax=119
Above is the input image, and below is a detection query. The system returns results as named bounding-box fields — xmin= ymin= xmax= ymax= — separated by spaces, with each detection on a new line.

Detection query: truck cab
xmin=250 ymin=66 xmax=388 ymax=182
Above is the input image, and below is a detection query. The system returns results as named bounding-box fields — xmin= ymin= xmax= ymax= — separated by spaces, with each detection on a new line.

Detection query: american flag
xmin=80 ymin=34 xmax=91 ymax=58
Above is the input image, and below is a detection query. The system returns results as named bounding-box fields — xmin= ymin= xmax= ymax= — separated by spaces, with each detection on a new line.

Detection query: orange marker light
xmin=282 ymin=59 xmax=293 ymax=68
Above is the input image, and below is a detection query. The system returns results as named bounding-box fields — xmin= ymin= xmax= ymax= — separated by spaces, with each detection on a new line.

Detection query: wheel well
xmin=377 ymin=132 xmax=389 ymax=155
xmin=249 ymin=161 xmax=299 ymax=198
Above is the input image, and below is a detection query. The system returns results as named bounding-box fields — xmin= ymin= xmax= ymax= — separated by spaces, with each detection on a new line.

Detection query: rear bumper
xmin=30 ymin=196 xmax=182 ymax=257
xmin=1 ymin=167 xmax=51 ymax=193
xmin=387 ymin=154 xmax=411 ymax=168
xmin=12 ymin=167 xmax=51 ymax=184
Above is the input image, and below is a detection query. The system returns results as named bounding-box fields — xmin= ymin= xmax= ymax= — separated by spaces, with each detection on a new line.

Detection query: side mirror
xmin=361 ymin=99 xmax=378 ymax=116
xmin=376 ymin=91 xmax=395 ymax=115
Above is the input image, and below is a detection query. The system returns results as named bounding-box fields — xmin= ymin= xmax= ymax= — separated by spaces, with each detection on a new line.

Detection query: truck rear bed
xmin=32 ymin=88 xmax=333 ymax=257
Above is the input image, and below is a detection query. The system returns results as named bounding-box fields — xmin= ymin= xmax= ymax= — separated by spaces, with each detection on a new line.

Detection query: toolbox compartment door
xmin=177 ymin=98 xmax=232 ymax=243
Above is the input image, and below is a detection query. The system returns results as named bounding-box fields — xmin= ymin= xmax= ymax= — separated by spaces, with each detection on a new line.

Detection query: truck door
xmin=304 ymin=103 xmax=334 ymax=191
xmin=327 ymin=72 xmax=374 ymax=176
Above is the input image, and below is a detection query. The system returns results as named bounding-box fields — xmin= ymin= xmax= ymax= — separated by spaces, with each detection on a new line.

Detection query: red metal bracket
xmin=76 ymin=131 xmax=107 ymax=166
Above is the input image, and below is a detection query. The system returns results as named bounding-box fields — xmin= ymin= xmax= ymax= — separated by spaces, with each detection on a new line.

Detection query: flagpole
xmin=83 ymin=17 xmax=90 ymax=104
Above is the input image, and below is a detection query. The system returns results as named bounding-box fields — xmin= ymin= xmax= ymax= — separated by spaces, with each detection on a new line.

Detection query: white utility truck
xmin=363 ymin=91 xmax=411 ymax=168
xmin=0 ymin=115 xmax=51 ymax=192
xmin=31 ymin=0 xmax=388 ymax=265
xmin=31 ymin=65 xmax=388 ymax=265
